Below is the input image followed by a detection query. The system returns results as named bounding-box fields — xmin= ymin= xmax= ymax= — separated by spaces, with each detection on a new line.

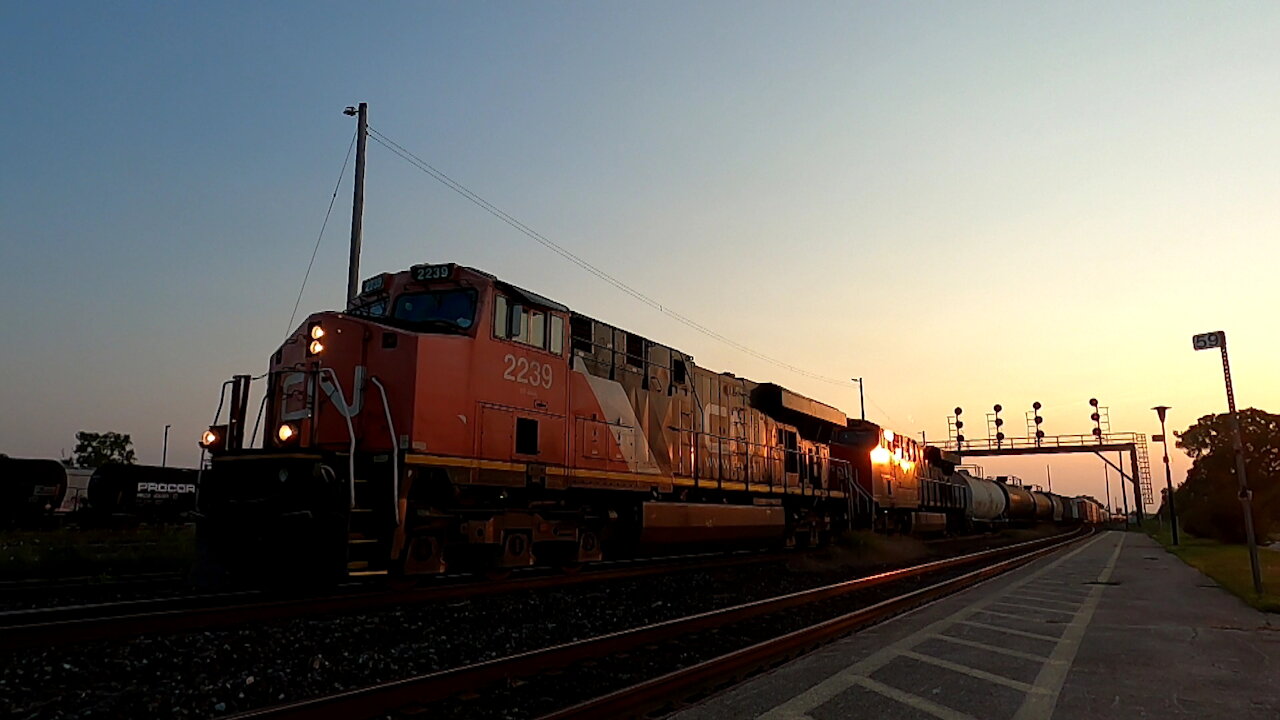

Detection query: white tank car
xmin=958 ymin=470 xmax=1007 ymax=521
xmin=1049 ymin=494 xmax=1065 ymax=522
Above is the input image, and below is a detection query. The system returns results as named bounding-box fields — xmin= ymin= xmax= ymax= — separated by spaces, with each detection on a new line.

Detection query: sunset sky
xmin=4 ymin=2 xmax=1279 ymax=509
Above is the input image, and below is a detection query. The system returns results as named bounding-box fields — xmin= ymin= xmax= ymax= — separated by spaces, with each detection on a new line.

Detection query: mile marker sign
xmin=1192 ymin=331 xmax=1224 ymax=351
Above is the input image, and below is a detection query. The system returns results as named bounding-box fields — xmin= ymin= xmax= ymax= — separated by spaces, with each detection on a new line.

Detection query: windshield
xmin=391 ymin=289 xmax=477 ymax=332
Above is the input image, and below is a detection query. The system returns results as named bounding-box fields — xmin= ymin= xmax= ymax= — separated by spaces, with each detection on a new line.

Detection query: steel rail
xmin=0 ymin=547 xmax=801 ymax=650
xmin=225 ymin=528 xmax=1088 ymax=720
xmin=542 ymin=528 xmax=1093 ymax=719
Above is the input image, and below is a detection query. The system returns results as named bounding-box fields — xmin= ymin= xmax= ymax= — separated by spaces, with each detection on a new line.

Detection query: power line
xmin=365 ymin=125 xmax=854 ymax=388
xmin=285 ymin=129 xmax=358 ymax=338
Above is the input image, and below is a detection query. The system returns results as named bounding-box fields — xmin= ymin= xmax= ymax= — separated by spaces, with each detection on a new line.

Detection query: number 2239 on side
xmin=503 ymin=353 xmax=553 ymax=389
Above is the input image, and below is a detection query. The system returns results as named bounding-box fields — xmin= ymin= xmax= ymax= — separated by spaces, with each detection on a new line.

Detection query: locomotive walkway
xmin=671 ymin=531 xmax=1280 ymax=720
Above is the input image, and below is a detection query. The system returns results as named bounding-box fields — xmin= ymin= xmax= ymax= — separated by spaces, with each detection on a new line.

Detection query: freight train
xmin=195 ymin=263 xmax=1106 ymax=585
xmin=0 ymin=460 xmax=199 ymax=528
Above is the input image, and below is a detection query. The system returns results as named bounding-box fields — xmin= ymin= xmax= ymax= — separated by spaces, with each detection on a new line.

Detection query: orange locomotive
xmin=197 ymin=263 xmax=858 ymax=583
xmin=829 ymin=422 xmax=967 ymax=534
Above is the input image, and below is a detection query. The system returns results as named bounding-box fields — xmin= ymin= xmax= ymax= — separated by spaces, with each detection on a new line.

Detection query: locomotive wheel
xmin=403 ymin=534 xmax=447 ymax=576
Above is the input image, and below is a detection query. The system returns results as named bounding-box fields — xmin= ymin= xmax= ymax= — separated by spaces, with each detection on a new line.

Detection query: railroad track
xmin=0 ymin=570 xmax=188 ymax=602
xmin=0 ymin=547 xmax=801 ymax=650
xmin=223 ymin=527 xmax=1090 ymax=720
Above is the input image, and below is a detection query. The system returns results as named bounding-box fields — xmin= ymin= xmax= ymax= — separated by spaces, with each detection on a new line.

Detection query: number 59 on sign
xmin=1192 ymin=331 xmax=1224 ymax=351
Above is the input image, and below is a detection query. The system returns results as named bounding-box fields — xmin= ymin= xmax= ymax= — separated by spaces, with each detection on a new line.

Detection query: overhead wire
xmin=284 ymin=129 xmax=358 ymax=338
xmin=364 ymin=125 xmax=858 ymax=391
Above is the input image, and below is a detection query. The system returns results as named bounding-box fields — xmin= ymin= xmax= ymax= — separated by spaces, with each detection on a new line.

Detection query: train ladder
xmin=346 ymin=469 xmax=392 ymax=577
xmin=1134 ymin=439 xmax=1155 ymax=506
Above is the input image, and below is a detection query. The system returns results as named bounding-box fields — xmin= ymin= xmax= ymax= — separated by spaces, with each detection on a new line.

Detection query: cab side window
xmin=493 ymin=293 xmax=563 ymax=355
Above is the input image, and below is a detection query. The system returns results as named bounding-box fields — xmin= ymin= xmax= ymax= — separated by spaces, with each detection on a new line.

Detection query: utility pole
xmin=851 ymin=378 xmax=865 ymax=420
xmin=1045 ymin=464 xmax=1052 ymax=493
xmin=345 ymin=102 xmax=369 ymax=304
xmin=1193 ymin=330 xmax=1263 ymax=595
xmin=162 ymin=424 xmax=171 ymax=467
xmin=1153 ymin=406 xmax=1178 ymax=544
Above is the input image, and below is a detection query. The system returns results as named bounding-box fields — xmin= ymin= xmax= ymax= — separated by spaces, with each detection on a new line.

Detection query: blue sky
xmin=3 ymin=2 xmax=1280 ymax=505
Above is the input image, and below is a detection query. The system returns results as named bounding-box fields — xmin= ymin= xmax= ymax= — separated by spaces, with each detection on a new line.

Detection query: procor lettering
xmin=136 ymin=482 xmax=196 ymax=493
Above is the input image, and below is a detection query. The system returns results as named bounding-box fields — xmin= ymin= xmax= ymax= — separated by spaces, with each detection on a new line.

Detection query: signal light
xmin=955 ymin=420 xmax=964 ymax=429
xmin=996 ymin=432 xmax=1005 ymax=441
xmin=993 ymin=404 xmax=1002 ymax=413
xmin=1036 ymin=429 xmax=1045 ymax=438
xmin=994 ymin=418 xmax=1004 ymax=427
xmin=1090 ymin=412 xmax=1100 ymax=422
xmin=1089 ymin=398 xmax=1099 ymax=407
xmin=956 ymin=434 xmax=965 ymax=442
xmin=1033 ymin=401 xmax=1042 ymax=410
xmin=1092 ymin=427 xmax=1102 ymax=436
xmin=954 ymin=407 xmax=963 ymax=416
xmin=1034 ymin=415 xmax=1043 ymax=424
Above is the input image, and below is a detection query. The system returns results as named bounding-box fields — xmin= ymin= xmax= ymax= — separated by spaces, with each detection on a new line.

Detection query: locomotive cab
xmin=197 ymin=263 xmax=534 ymax=585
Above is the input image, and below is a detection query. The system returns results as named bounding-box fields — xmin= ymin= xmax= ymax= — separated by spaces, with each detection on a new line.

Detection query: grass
xmin=0 ymin=526 xmax=195 ymax=580
xmin=1142 ymin=520 xmax=1280 ymax=613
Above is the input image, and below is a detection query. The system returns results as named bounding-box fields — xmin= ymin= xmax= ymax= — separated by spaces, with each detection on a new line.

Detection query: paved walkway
xmin=672 ymin=531 xmax=1280 ymax=720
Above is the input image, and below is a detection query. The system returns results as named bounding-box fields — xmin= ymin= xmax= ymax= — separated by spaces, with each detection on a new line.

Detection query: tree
xmin=1173 ymin=408 xmax=1280 ymax=543
xmin=72 ymin=431 xmax=136 ymax=469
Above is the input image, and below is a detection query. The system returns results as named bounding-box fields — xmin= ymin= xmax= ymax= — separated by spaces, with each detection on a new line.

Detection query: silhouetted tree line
xmin=1168 ymin=408 xmax=1280 ymax=543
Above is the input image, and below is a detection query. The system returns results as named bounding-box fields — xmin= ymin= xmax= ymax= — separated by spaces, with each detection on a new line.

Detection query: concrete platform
xmin=672 ymin=531 xmax=1280 ymax=720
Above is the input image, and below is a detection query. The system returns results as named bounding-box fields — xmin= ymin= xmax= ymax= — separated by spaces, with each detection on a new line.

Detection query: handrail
xmin=318 ymin=368 xmax=358 ymax=509
xmin=369 ymin=377 xmax=399 ymax=526
xmin=950 ymin=432 xmax=1149 ymax=453
xmin=684 ymin=430 xmax=842 ymax=493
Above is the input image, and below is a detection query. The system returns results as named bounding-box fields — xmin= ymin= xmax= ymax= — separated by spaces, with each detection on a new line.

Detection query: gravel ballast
xmin=1 ymin=530 xmax=1061 ymax=719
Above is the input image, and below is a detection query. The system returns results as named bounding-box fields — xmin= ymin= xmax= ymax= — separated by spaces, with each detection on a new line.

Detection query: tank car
xmin=196 ymin=263 xmax=859 ymax=584
xmin=994 ymin=477 xmax=1037 ymax=524
xmin=0 ymin=457 xmax=67 ymax=529
xmin=955 ymin=470 xmax=1006 ymax=527
xmin=1047 ymin=494 xmax=1066 ymax=523
xmin=84 ymin=464 xmax=199 ymax=524
xmin=1029 ymin=491 xmax=1054 ymax=522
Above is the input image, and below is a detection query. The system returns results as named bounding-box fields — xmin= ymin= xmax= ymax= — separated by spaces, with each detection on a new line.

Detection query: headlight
xmin=310 ymin=325 xmax=325 ymax=340
xmin=277 ymin=423 xmax=298 ymax=443
xmin=309 ymin=340 xmax=325 ymax=354
xmin=199 ymin=425 xmax=225 ymax=448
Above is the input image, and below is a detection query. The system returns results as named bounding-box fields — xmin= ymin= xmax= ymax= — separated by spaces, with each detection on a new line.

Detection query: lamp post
xmin=851 ymin=378 xmax=865 ymax=420
xmin=162 ymin=424 xmax=171 ymax=468
xmin=1192 ymin=330 xmax=1262 ymax=595
xmin=1152 ymin=406 xmax=1178 ymax=545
